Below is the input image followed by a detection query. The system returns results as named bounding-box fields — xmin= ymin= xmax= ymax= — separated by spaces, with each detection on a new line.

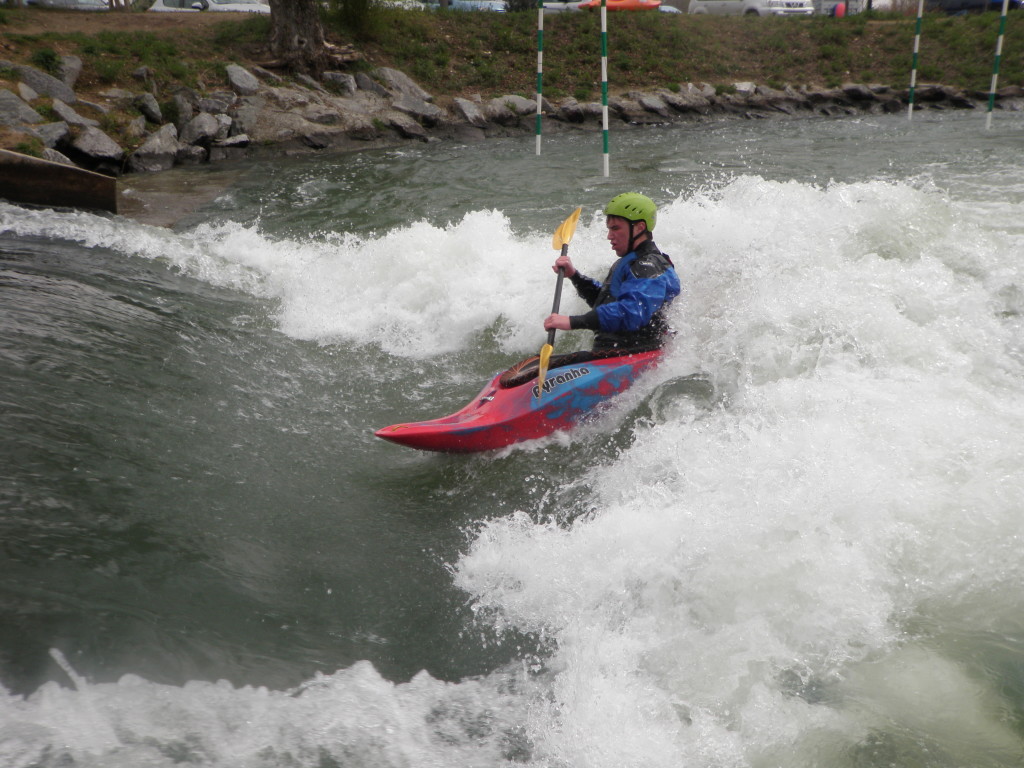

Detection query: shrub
xmin=30 ymin=48 xmax=61 ymax=75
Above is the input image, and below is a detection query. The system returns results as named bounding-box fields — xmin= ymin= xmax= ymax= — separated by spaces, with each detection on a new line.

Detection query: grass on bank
xmin=0 ymin=5 xmax=1022 ymax=155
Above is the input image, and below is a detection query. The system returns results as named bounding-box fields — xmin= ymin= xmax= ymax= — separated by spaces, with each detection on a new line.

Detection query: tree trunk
xmin=267 ymin=0 xmax=329 ymax=77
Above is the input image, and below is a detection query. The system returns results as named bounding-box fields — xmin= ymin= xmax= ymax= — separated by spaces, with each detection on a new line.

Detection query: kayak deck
xmin=374 ymin=350 xmax=662 ymax=452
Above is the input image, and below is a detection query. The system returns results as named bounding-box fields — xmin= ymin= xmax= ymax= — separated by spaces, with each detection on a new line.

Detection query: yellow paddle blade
xmin=536 ymin=343 xmax=554 ymax=399
xmin=552 ymin=207 xmax=582 ymax=250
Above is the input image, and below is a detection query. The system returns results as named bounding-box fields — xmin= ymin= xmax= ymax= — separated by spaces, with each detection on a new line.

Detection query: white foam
xmin=3 ymin=170 xmax=1023 ymax=767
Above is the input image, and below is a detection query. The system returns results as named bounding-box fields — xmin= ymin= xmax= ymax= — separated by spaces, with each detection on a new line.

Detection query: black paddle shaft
xmin=546 ymin=244 xmax=569 ymax=346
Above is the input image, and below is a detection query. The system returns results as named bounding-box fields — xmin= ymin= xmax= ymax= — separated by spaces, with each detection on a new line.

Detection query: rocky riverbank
xmin=3 ymin=53 xmax=1024 ymax=182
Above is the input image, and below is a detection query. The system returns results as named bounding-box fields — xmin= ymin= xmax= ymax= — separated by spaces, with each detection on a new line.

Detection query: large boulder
xmin=453 ymin=97 xmax=488 ymax=127
xmin=374 ymin=67 xmax=433 ymax=102
xmin=11 ymin=64 xmax=77 ymax=104
xmin=51 ymin=99 xmax=99 ymax=128
xmin=225 ymin=64 xmax=260 ymax=96
xmin=67 ymin=126 xmax=125 ymax=173
xmin=35 ymin=121 xmax=70 ymax=148
xmin=128 ymin=123 xmax=181 ymax=173
xmin=180 ymin=112 xmax=220 ymax=146
xmin=134 ymin=93 xmax=163 ymax=124
xmin=392 ymin=94 xmax=443 ymax=126
xmin=0 ymin=89 xmax=44 ymax=126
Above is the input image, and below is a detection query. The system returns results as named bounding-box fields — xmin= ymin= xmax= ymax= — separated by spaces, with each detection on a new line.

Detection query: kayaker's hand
xmin=552 ymin=254 xmax=576 ymax=278
xmin=544 ymin=314 xmax=572 ymax=331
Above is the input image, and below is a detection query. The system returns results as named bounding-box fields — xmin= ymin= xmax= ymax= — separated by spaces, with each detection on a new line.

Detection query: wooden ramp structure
xmin=0 ymin=149 xmax=118 ymax=214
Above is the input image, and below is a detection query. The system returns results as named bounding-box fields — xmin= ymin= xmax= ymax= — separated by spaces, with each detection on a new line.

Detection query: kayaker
xmin=543 ymin=193 xmax=680 ymax=355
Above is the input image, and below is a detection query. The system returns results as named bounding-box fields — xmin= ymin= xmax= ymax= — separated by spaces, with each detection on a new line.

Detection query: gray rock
xmin=99 ymin=88 xmax=136 ymax=106
xmin=209 ymin=144 xmax=248 ymax=164
xmin=300 ymin=132 xmax=331 ymax=149
xmin=783 ymin=85 xmax=811 ymax=108
xmin=684 ymin=82 xmax=716 ymax=99
xmin=128 ymin=123 xmax=180 ymax=173
xmin=17 ymin=82 xmax=39 ymax=102
xmin=228 ymin=96 xmax=264 ymax=136
xmin=389 ymin=112 xmax=428 ymax=140
xmin=251 ymin=66 xmax=284 ymax=86
xmin=42 ymin=147 xmax=74 ymax=166
xmin=355 ymin=72 xmax=390 ymax=98
xmin=0 ymin=89 xmax=43 ymax=126
xmin=484 ymin=98 xmax=517 ymax=125
xmin=175 ymin=144 xmax=207 ymax=165
xmin=214 ymin=113 xmax=232 ymax=139
xmin=495 ymin=94 xmax=536 ymax=116
xmin=266 ymin=87 xmax=313 ymax=110
xmin=633 ymin=92 xmax=669 ymax=118
xmin=52 ymin=99 xmax=100 ymax=128
xmin=213 ymin=134 xmax=250 ymax=148
xmin=172 ymin=93 xmax=195 ymax=129
xmin=13 ymin=64 xmax=77 ymax=104
xmin=346 ymin=115 xmax=382 ymax=141
xmin=211 ymin=90 xmax=238 ymax=108
xmin=79 ymin=100 xmax=108 ymax=115
xmin=59 ymin=56 xmax=83 ymax=89
xmin=323 ymin=72 xmax=357 ymax=97
xmin=374 ymin=67 xmax=432 ymax=102
xmin=555 ymin=97 xmax=585 ymax=123
xmin=134 ymin=93 xmax=162 ymax=123
xmin=132 ymin=66 xmax=154 ymax=83
xmin=197 ymin=96 xmax=230 ymax=115
xmin=300 ymin=103 xmax=343 ymax=125
xmin=610 ymin=95 xmax=663 ymax=124
xmin=180 ymin=112 xmax=220 ymax=146
xmin=35 ymin=121 xmax=70 ymax=148
xmin=733 ymin=81 xmax=756 ymax=96
xmin=392 ymin=94 xmax=443 ymax=126
xmin=174 ymin=87 xmax=202 ymax=109
xmin=225 ymin=64 xmax=260 ymax=96
xmin=842 ymin=83 xmax=876 ymax=101
xmin=659 ymin=89 xmax=710 ymax=114
xmin=453 ymin=97 xmax=488 ymax=127
xmin=70 ymin=126 xmax=124 ymax=164
xmin=295 ymin=73 xmax=327 ymax=93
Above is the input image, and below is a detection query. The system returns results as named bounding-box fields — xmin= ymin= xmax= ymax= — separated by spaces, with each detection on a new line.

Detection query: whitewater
xmin=1 ymin=111 xmax=1023 ymax=767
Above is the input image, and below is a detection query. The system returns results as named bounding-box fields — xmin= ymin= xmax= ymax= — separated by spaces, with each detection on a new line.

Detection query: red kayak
xmin=374 ymin=350 xmax=663 ymax=453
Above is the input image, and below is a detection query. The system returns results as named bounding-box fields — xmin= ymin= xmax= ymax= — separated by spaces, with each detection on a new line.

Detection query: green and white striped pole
xmin=600 ymin=0 xmax=609 ymax=177
xmin=907 ymin=0 xmax=924 ymax=120
xmin=536 ymin=0 xmax=544 ymax=154
xmin=985 ymin=0 xmax=1011 ymax=130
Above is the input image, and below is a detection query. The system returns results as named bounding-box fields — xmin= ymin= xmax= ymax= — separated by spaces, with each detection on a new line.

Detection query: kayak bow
xmin=374 ymin=349 xmax=662 ymax=452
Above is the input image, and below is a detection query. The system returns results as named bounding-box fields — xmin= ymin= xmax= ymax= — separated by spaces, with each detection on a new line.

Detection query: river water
xmin=2 ymin=110 xmax=1024 ymax=767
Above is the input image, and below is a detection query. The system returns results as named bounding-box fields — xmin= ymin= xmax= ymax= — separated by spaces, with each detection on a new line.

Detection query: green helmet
xmin=604 ymin=193 xmax=657 ymax=232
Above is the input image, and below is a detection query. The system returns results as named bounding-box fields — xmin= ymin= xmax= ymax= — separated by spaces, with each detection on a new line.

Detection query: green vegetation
xmin=29 ymin=47 xmax=61 ymax=75
xmin=327 ymin=8 xmax=1024 ymax=99
xmin=0 ymin=6 xmax=1021 ymax=107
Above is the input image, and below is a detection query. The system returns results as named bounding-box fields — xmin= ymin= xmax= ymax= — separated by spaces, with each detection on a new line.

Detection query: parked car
xmin=925 ymin=0 xmax=1020 ymax=12
xmin=25 ymin=0 xmax=108 ymax=9
xmin=577 ymin=0 xmax=661 ymax=9
xmin=688 ymin=0 xmax=812 ymax=13
xmin=148 ymin=0 xmax=270 ymax=12
xmin=425 ymin=0 xmax=506 ymax=9
xmin=542 ymin=0 xmax=585 ymax=11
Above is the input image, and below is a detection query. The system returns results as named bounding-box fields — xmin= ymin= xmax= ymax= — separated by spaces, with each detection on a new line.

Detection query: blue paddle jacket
xmin=567 ymin=239 xmax=680 ymax=352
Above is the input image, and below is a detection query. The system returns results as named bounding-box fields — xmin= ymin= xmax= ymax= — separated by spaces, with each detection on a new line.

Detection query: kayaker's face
xmin=606 ymin=216 xmax=643 ymax=256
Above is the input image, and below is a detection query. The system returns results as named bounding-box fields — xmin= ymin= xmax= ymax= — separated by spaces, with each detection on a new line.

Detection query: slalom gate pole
xmin=907 ymin=0 xmax=924 ymax=120
xmin=985 ymin=0 xmax=1012 ymax=130
xmin=536 ymin=0 xmax=544 ymax=154
xmin=601 ymin=0 xmax=609 ymax=177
